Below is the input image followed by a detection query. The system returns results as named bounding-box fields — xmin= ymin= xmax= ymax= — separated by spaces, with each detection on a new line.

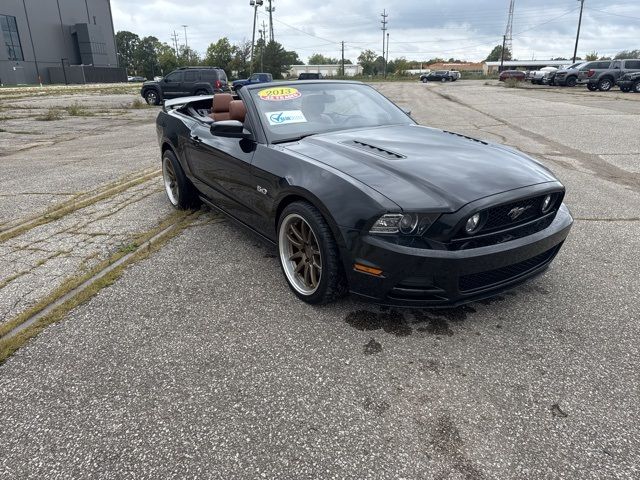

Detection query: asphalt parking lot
xmin=1 ymin=81 xmax=639 ymax=479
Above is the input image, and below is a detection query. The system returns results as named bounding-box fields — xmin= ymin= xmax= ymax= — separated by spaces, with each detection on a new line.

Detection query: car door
xmin=184 ymin=122 xmax=259 ymax=226
xmin=182 ymin=70 xmax=199 ymax=95
xmin=162 ymin=71 xmax=184 ymax=98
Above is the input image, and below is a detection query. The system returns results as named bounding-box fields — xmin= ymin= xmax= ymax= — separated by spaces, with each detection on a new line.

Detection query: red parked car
xmin=499 ymin=70 xmax=526 ymax=82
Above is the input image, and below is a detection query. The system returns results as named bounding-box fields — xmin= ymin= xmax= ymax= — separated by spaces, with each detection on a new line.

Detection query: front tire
xmin=421 ymin=77 xmax=428 ymax=83
xmin=620 ymin=86 xmax=631 ymax=93
xmin=195 ymin=90 xmax=208 ymax=96
xmin=633 ymin=81 xmax=640 ymax=93
xmin=565 ymin=76 xmax=577 ymax=87
xmin=277 ymin=202 xmax=346 ymax=305
xmin=162 ymin=150 xmax=200 ymax=210
xmin=587 ymin=83 xmax=598 ymax=91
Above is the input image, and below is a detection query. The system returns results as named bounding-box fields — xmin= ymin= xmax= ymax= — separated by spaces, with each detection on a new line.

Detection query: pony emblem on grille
xmin=508 ymin=205 xmax=531 ymax=221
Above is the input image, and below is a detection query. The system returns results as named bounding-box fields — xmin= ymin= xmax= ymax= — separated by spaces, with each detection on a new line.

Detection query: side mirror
xmin=401 ymin=108 xmax=412 ymax=116
xmin=210 ymin=120 xmax=251 ymax=139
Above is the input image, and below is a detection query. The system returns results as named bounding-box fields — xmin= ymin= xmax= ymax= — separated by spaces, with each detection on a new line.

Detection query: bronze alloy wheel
xmin=162 ymin=156 xmax=179 ymax=206
xmin=279 ymin=213 xmax=323 ymax=296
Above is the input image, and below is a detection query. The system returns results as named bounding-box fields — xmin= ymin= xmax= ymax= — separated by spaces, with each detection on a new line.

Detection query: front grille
xmin=451 ymin=193 xmax=562 ymax=247
xmin=452 ymin=214 xmax=555 ymax=250
xmin=459 ymin=246 xmax=560 ymax=293
xmin=483 ymin=196 xmax=545 ymax=232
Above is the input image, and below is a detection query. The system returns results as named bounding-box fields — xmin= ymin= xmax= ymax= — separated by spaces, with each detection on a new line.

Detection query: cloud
xmin=111 ymin=0 xmax=640 ymax=62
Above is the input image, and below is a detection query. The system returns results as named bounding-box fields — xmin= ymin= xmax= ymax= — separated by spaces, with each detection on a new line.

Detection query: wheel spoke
xmin=286 ymin=232 xmax=304 ymax=248
xmin=289 ymin=251 xmax=304 ymax=261
xmin=303 ymin=263 xmax=311 ymax=287
xmin=289 ymin=224 xmax=305 ymax=243
xmin=310 ymin=263 xmax=318 ymax=287
xmin=294 ymin=259 xmax=305 ymax=274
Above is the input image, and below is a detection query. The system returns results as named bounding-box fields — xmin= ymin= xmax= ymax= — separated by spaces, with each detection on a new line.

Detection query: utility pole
xmin=260 ymin=21 xmax=267 ymax=72
xmin=341 ymin=41 xmax=345 ymax=77
xmin=380 ymin=9 xmax=388 ymax=78
xmin=249 ymin=0 xmax=263 ymax=74
xmin=386 ymin=32 xmax=389 ymax=74
xmin=182 ymin=25 xmax=189 ymax=51
xmin=171 ymin=31 xmax=180 ymax=57
xmin=572 ymin=0 xmax=585 ymax=63
xmin=266 ymin=0 xmax=275 ymax=43
xmin=500 ymin=34 xmax=507 ymax=72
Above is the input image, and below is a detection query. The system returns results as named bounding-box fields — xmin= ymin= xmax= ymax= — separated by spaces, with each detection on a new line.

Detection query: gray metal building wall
xmin=0 ymin=0 xmax=121 ymax=85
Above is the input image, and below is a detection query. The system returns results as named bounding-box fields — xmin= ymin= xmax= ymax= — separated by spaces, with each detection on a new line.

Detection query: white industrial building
xmin=288 ymin=64 xmax=362 ymax=78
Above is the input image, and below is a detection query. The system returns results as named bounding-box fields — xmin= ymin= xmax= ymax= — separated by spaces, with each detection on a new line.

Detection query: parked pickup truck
xmin=578 ymin=59 xmax=640 ymax=91
xmin=617 ymin=71 xmax=640 ymax=93
xmin=232 ymin=72 xmax=273 ymax=90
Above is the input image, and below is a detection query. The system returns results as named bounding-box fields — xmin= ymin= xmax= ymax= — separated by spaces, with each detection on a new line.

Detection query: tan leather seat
xmin=229 ymin=100 xmax=247 ymax=123
xmin=210 ymin=93 xmax=233 ymax=121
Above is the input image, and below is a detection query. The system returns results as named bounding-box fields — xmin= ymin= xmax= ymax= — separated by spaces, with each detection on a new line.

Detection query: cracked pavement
xmin=0 ymin=82 xmax=639 ymax=479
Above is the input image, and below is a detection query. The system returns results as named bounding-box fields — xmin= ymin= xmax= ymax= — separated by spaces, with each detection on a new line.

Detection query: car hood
xmin=284 ymin=124 xmax=557 ymax=211
xmin=143 ymin=80 xmax=160 ymax=86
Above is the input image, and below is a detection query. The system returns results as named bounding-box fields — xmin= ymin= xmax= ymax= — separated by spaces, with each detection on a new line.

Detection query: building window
xmin=1 ymin=15 xmax=24 ymax=61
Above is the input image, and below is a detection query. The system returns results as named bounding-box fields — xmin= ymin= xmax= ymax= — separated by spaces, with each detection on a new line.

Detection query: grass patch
xmin=36 ymin=108 xmax=63 ymax=121
xmin=129 ymin=99 xmax=148 ymax=109
xmin=66 ymin=102 xmax=93 ymax=117
xmin=0 ymin=210 xmax=206 ymax=363
xmin=0 ymin=169 xmax=160 ymax=243
xmin=504 ymin=78 xmax=523 ymax=88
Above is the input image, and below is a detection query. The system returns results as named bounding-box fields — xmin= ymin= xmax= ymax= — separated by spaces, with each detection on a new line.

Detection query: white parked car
xmin=530 ymin=66 xmax=558 ymax=85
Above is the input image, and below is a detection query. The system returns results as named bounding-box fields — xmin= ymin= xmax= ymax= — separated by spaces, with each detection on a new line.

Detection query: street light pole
xmin=572 ymin=0 xmax=585 ymax=63
xmin=500 ymin=34 xmax=507 ymax=72
xmin=182 ymin=25 xmax=189 ymax=57
xmin=249 ymin=0 xmax=263 ymax=74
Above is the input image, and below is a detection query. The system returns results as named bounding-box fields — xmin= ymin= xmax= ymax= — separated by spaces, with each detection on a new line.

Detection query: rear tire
xmin=587 ymin=83 xmax=598 ymax=91
xmin=195 ymin=90 xmax=208 ymax=96
xmin=421 ymin=77 xmax=428 ymax=83
xmin=620 ymin=86 xmax=631 ymax=93
xmin=161 ymin=150 xmax=200 ymax=210
xmin=633 ymin=81 xmax=640 ymax=93
xmin=598 ymin=78 xmax=613 ymax=91
xmin=277 ymin=201 xmax=347 ymax=305
xmin=441 ymin=77 xmax=447 ymax=83
xmin=565 ymin=76 xmax=577 ymax=87
xmin=144 ymin=89 xmax=160 ymax=105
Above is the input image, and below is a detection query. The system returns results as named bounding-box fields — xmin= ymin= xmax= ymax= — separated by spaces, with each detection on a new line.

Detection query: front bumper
xmin=343 ymin=204 xmax=573 ymax=308
xmin=617 ymin=80 xmax=634 ymax=89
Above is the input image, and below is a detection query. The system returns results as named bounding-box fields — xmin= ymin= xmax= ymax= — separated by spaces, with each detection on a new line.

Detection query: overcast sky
xmin=111 ymin=0 xmax=640 ymax=63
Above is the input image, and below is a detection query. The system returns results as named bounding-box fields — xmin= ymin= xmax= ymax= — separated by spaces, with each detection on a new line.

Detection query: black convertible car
xmin=156 ymin=81 xmax=572 ymax=307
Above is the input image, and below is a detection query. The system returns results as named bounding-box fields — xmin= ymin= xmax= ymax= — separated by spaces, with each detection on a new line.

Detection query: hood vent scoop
xmin=342 ymin=140 xmax=406 ymax=160
xmin=443 ymin=130 xmax=488 ymax=145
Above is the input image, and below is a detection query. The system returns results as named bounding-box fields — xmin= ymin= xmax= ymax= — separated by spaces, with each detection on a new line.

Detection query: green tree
xmin=614 ymin=49 xmax=640 ymax=59
xmin=134 ymin=36 xmax=162 ymax=79
xmin=258 ymin=41 xmax=301 ymax=79
xmin=585 ymin=51 xmax=599 ymax=61
xmin=393 ymin=57 xmax=410 ymax=76
xmin=180 ymin=45 xmax=200 ymax=66
xmin=358 ymin=49 xmax=378 ymax=75
xmin=157 ymin=43 xmax=179 ymax=76
xmin=116 ymin=31 xmax=140 ymax=74
xmin=485 ymin=45 xmax=511 ymax=62
xmin=204 ymin=37 xmax=234 ymax=72
xmin=308 ymin=53 xmax=340 ymax=65
xmin=229 ymin=40 xmax=252 ymax=78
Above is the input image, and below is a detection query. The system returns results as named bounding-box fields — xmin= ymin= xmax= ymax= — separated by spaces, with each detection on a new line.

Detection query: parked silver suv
xmin=578 ymin=59 xmax=640 ymax=91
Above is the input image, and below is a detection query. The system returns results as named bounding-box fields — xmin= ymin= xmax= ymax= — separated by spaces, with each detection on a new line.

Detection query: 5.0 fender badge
xmin=256 ymin=186 xmax=268 ymax=195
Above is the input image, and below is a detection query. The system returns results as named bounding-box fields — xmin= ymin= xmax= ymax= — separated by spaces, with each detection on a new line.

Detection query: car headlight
xmin=465 ymin=213 xmax=482 ymax=234
xmin=370 ymin=213 xmax=437 ymax=236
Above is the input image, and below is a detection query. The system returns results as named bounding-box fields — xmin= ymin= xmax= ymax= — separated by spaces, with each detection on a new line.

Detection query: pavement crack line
xmin=0 ymin=211 xmax=224 ymax=363
xmin=0 ymin=168 xmax=161 ymax=243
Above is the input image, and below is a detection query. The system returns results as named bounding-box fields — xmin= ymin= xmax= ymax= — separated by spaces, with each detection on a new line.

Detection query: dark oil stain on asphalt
xmin=429 ymin=414 xmax=486 ymax=480
xmin=345 ymin=310 xmax=412 ymax=337
xmin=346 ymin=305 xmax=478 ymax=337
xmin=363 ymin=396 xmax=391 ymax=415
xmin=363 ymin=338 xmax=383 ymax=355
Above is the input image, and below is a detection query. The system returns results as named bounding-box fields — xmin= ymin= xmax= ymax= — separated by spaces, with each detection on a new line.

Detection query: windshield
xmin=248 ymin=83 xmax=412 ymax=143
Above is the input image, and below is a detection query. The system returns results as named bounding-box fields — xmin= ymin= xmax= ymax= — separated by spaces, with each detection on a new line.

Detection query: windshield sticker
xmin=266 ymin=110 xmax=307 ymax=126
xmin=258 ymin=87 xmax=301 ymax=101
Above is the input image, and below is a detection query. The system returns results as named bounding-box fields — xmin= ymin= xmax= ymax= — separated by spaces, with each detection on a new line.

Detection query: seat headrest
xmin=213 ymin=93 xmax=233 ymax=113
xmin=229 ymin=100 xmax=247 ymax=123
